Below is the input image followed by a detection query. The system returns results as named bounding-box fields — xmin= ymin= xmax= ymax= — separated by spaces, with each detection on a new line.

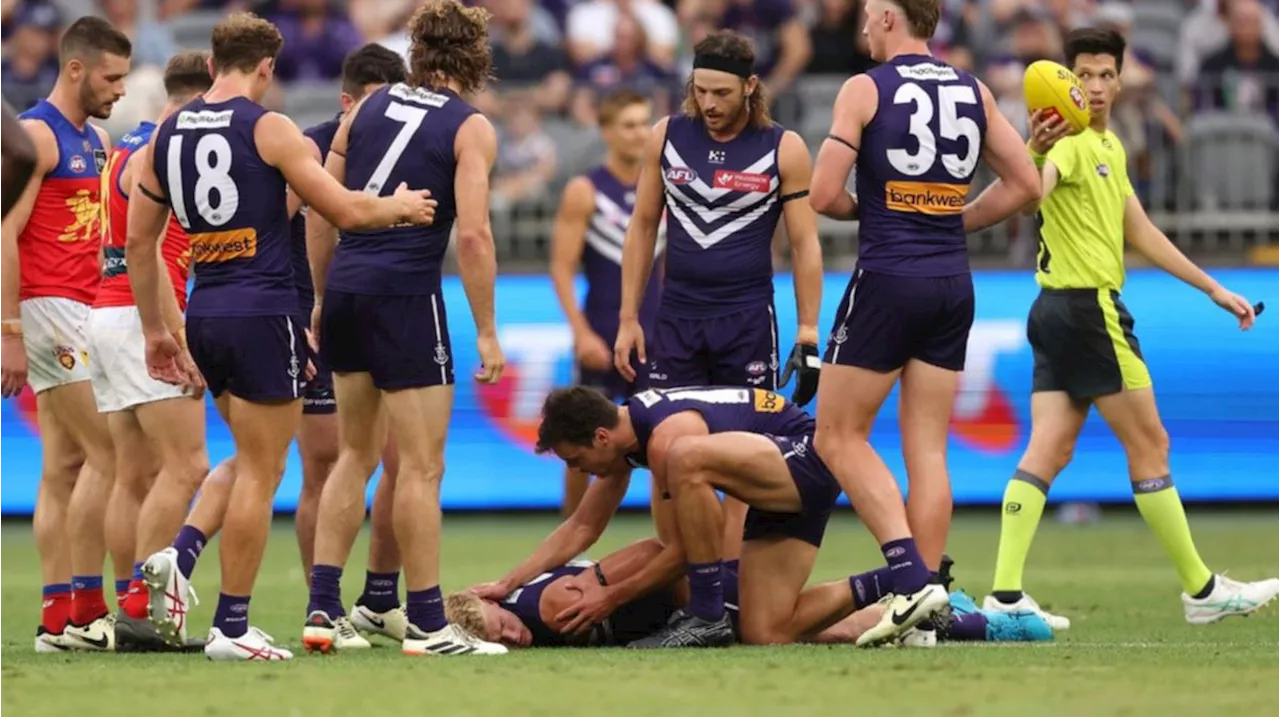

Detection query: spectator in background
xmin=566 ymin=0 xmax=679 ymax=67
xmin=99 ymin=0 xmax=177 ymax=68
xmin=932 ymin=0 xmax=975 ymax=72
xmin=482 ymin=0 xmax=571 ymax=116
xmin=1094 ymin=3 xmax=1185 ymax=201
xmin=1178 ymin=0 xmax=1279 ymax=89
xmin=1 ymin=2 xmax=60 ymax=112
xmin=680 ymin=0 xmax=811 ymax=96
xmin=805 ymin=0 xmax=874 ymax=76
xmin=1197 ymin=0 xmax=1280 ymax=118
xmin=350 ymin=0 xmax=415 ymax=61
xmin=270 ymin=0 xmax=361 ymax=83
xmin=571 ymin=12 xmax=671 ymax=125
xmin=481 ymin=0 xmax=562 ymax=46
xmin=493 ymin=96 xmax=560 ymax=208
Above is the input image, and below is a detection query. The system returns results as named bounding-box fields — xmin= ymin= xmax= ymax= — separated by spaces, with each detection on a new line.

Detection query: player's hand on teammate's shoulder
xmin=1027 ymin=109 xmax=1072 ymax=156
xmin=556 ymin=579 xmax=618 ymax=636
xmin=1 ymin=329 xmax=28 ymax=398
xmin=391 ymin=182 xmax=438 ymax=226
xmin=475 ymin=332 xmax=505 ymax=384
xmin=1207 ymin=285 xmax=1258 ymax=330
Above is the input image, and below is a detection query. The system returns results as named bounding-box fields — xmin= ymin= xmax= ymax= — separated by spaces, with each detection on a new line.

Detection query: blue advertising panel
xmin=1 ymin=268 xmax=1276 ymax=514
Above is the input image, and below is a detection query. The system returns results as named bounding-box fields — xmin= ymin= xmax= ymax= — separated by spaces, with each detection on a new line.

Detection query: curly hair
xmin=407 ymin=0 xmax=493 ymax=96
xmin=210 ymin=13 xmax=283 ymax=75
xmin=444 ymin=592 xmax=490 ymax=640
xmin=682 ymin=30 xmax=772 ymax=130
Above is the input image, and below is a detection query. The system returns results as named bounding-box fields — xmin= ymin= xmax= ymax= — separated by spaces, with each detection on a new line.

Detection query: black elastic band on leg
xmin=593 ymin=563 xmax=608 ymax=586
xmin=1132 ymin=475 xmax=1174 ymax=494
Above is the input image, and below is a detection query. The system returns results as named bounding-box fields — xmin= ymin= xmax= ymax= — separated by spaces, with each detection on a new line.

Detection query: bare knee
xmin=813 ymin=428 xmax=845 ymax=466
xmin=665 ymin=438 xmax=712 ymax=491
xmin=1122 ymin=424 xmax=1170 ymax=472
xmin=1021 ymin=434 xmax=1076 ymax=479
xmin=739 ymin=621 xmax=794 ymax=646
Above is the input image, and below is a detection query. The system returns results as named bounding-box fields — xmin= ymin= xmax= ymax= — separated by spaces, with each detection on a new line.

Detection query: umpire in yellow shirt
xmin=964 ymin=27 xmax=1276 ymax=628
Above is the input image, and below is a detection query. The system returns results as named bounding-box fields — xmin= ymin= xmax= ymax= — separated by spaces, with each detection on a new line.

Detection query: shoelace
xmin=336 ymin=618 xmax=361 ymax=640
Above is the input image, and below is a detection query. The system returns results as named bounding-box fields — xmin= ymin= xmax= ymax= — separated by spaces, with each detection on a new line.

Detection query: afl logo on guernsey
xmin=69 ymin=155 xmax=87 ymax=174
xmin=664 ymin=167 xmax=697 ymax=185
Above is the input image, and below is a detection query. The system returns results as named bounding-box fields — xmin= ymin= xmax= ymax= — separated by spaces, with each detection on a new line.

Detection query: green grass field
xmin=2 ymin=510 xmax=1277 ymax=716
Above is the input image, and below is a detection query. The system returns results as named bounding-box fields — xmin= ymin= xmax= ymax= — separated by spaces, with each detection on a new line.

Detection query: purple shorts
xmin=648 ymin=304 xmax=779 ymax=389
xmin=741 ymin=434 xmax=841 ymax=548
xmin=186 ymin=315 xmax=307 ymax=403
xmin=823 ymin=268 xmax=974 ymax=372
xmin=320 ymin=290 xmax=454 ymax=390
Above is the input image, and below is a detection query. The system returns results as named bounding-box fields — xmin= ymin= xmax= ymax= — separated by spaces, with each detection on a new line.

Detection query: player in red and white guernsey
xmin=0 ymin=17 xmax=132 ymax=653
xmin=89 ymin=51 xmax=218 ymax=652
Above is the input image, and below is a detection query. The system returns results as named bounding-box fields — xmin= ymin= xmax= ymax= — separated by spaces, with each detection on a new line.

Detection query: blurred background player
xmin=129 ymin=12 xmax=435 ymax=661
xmin=302 ymin=0 xmax=507 ymax=657
xmin=548 ymin=87 xmax=663 ymax=516
xmin=293 ymin=42 xmax=409 ymax=645
xmin=809 ymin=0 xmax=1040 ymax=646
xmin=1 ymin=16 xmax=132 ymax=652
xmin=965 ymin=27 xmax=1279 ymax=626
xmin=90 ymin=50 xmax=211 ymax=652
xmin=613 ymin=30 xmax=822 ymax=405
xmin=612 ymin=29 xmax=824 ymax=568
xmin=2 ymin=101 xmax=38 ymax=218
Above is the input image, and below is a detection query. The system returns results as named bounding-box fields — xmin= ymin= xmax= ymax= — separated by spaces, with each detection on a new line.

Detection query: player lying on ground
xmin=964 ymin=27 xmax=1278 ymax=627
xmin=454 ymin=538 xmax=1053 ymax=647
xmin=477 ymin=385 xmax=950 ymax=649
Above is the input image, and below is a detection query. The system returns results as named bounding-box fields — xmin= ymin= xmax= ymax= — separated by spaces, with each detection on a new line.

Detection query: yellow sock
xmin=1132 ymin=475 xmax=1213 ymax=595
xmin=991 ymin=470 xmax=1049 ymax=593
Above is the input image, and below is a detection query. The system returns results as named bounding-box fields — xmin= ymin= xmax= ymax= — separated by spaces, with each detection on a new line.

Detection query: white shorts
xmin=20 ymin=297 xmax=92 ymax=395
xmin=86 ymin=305 xmax=188 ymax=412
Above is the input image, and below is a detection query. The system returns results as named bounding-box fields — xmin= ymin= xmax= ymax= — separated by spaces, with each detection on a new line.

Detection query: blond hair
xmin=444 ymin=592 xmax=489 ymax=638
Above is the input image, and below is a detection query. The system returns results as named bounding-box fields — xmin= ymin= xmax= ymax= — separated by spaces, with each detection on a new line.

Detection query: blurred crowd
xmin=3 ymin=0 xmax=1277 ymax=213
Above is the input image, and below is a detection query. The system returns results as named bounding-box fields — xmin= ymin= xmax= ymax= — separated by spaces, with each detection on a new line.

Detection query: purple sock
xmin=849 ymin=566 xmax=894 ymax=609
xmin=132 ymin=562 xmax=144 ymax=581
xmin=687 ymin=561 xmax=725 ymax=622
xmin=359 ymin=571 xmax=400 ymax=612
xmin=947 ymin=612 xmax=988 ymax=641
xmin=114 ymin=578 xmax=130 ymax=595
xmin=213 ymin=593 xmax=250 ymax=639
xmin=882 ymin=538 xmax=930 ymax=594
xmin=172 ymin=525 xmax=207 ymax=580
xmin=406 ymin=586 xmax=446 ymax=633
xmin=307 ymin=564 xmax=345 ymax=617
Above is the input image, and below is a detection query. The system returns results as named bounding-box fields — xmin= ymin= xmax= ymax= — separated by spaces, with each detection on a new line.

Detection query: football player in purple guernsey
xmin=128 ymin=12 xmax=436 ymax=661
xmin=303 ymin=0 xmax=507 ymax=657
xmin=808 ymin=0 xmax=1041 ymax=646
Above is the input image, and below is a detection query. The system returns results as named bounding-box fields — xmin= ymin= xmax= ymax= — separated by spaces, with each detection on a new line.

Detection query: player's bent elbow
xmin=455 ymin=226 xmax=495 ymax=258
xmin=808 ymin=188 xmax=839 ymax=217
xmin=664 ymin=437 xmax=710 ymax=488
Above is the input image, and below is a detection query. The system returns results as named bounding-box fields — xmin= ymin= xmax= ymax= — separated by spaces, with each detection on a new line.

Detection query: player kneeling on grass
xmin=452 ymin=539 xmax=1054 ymax=648
xmin=475 ymin=386 xmax=1029 ymax=649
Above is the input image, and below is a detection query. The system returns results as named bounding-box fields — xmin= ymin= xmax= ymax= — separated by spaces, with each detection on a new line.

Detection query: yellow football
xmin=1023 ymin=60 xmax=1091 ymax=135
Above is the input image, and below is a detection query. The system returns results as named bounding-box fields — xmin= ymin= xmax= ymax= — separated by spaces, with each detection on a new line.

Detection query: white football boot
xmin=63 ymin=613 xmax=117 ymax=651
xmin=856 ymin=583 xmax=949 ymax=648
xmin=402 ymin=622 xmax=508 ymax=656
xmin=302 ymin=611 xmax=372 ymax=653
xmin=351 ymin=603 xmax=408 ymax=642
xmin=1183 ymin=575 xmax=1280 ymax=625
xmin=142 ymin=547 xmax=198 ymax=647
xmin=35 ymin=626 xmax=72 ymax=653
xmin=982 ymin=593 xmax=1071 ymax=630
xmin=205 ymin=627 xmax=293 ymax=661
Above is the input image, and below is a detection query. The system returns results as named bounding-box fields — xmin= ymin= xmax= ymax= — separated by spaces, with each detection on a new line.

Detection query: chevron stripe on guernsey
xmin=661 ymin=143 xmax=779 ymax=249
xmin=584 ymin=186 xmax=667 ymax=266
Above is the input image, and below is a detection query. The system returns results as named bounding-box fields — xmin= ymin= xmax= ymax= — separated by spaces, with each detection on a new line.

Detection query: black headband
xmin=692 ymin=53 xmax=753 ymax=79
